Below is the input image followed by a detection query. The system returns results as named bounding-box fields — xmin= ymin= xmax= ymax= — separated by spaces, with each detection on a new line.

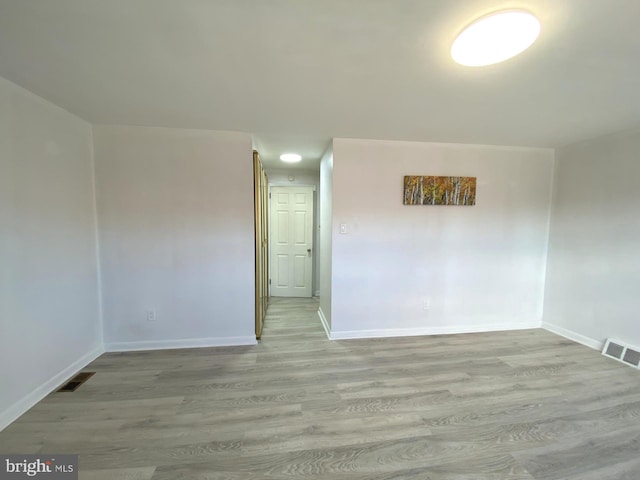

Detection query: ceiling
xmin=1 ymin=0 xmax=639 ymax=169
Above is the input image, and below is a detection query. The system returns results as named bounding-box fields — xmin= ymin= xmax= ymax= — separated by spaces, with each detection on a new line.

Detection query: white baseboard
xmin=317 ymin=307 xmax=331 ymax=339
xmin=329 ymin=321 xmax=542 ymax=341
xmin=314 ymin=291 xmax=320 ymax=298
xmin=0 ymin=345 xmax=105 ymax=432
xmin=542 ymin=322 xmax=603 ymax=350
xmin=105 ymin=336 xmax=257 ymax=352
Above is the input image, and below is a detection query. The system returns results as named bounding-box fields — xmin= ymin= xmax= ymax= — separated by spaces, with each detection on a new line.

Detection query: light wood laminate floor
xmin=1 ymin=297 xmax=639 ymax=479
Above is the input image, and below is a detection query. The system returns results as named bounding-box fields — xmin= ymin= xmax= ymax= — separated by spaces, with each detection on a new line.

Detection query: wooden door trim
xmin=253 ymin=151 xmax=268 ymax=339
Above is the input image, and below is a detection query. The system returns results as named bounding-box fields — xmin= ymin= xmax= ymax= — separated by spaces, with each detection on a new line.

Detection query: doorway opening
xmin=255 ymin=159 xmax=322 ymax=342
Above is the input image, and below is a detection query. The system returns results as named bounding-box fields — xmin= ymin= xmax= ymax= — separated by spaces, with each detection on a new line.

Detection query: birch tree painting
xmin=403 ymin=176 xmax=477 ymax=206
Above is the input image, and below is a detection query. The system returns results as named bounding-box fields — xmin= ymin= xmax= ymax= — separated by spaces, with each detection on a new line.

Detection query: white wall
xmin=93 ymin=126 xmax=256 ymax=350
xmin=0 ymin=77 xmax=102 ymax=430
xmin=543 ymin=129 xmax=640 ymax=349
xmin=266 ymin=168 xmax=321 ymax=296
xmin=318 ymin=145 xmax=334 ymax=331
xmin=330 ymin=138 xmax=554 ymax=338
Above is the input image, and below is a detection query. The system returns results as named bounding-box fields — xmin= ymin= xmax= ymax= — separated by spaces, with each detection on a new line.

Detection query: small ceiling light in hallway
xmin=280 ymin=153 xmax=302 ymax=163
xmin=451 ymin=10 xmax=541 ymax=66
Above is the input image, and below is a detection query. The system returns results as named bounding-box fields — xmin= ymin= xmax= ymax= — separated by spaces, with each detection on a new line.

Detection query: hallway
xmin=259 ymin=296 xmax=324 ymax=343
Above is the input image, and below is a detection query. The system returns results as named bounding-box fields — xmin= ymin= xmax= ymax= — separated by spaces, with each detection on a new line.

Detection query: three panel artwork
xmin=403 ymin=175 xmax=477 ymax=206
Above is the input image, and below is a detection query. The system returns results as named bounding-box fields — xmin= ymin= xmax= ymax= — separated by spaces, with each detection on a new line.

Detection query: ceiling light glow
xmin=280 ymin=153 xmax=302 ymax=163
xmin=451 ymin=10 xmax=540 ymax=67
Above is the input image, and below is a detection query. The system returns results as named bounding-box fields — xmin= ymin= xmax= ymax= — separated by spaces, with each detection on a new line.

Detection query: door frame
xmin=253 ymin=151 xmax=268 ymax=339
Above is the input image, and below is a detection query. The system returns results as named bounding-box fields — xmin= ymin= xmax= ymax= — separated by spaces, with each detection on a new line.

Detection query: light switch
xmin=340 ymin=223 xmax=347 ymax=234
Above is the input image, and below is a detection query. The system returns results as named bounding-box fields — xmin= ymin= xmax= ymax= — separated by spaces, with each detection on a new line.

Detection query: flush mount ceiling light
xmin=280 ymin=153 xmax=302 ymax=163
xmin=451 ymin=10 xmax=541 ymax=66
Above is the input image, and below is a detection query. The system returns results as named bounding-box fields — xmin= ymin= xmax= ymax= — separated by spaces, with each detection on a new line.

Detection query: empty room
xmin=1 ymin=1 xmax=639 ymax=479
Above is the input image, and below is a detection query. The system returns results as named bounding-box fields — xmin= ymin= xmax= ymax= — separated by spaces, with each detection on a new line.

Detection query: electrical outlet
xmin=423 ymin=298 xmax=431 ymax=310
xmin=146 ymin=310 xmax=156 ymax=322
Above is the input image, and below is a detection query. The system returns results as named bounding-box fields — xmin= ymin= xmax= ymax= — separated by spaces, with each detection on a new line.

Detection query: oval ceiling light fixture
xmin=280 ymin=153 xmax=302 ymax=163
xmin=451 ymin=10 xmax=541 ymax=67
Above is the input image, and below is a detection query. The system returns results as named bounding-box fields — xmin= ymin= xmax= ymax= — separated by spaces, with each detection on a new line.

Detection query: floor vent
xmin=57 ymin=372 xmax=95 ymax=392
xmin=602 ymin=339 xmax=640 ymax=370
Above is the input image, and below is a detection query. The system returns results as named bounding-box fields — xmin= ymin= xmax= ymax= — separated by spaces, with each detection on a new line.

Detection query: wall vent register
xmin=57 ymin=372 xmax=95 ymax=392
xmin=602 ymin=339 xmax=640 ymax=370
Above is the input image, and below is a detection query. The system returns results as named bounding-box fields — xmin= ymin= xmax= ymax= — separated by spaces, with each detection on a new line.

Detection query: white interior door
xmin=270 ymin=186 xmax=314 ymax=297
